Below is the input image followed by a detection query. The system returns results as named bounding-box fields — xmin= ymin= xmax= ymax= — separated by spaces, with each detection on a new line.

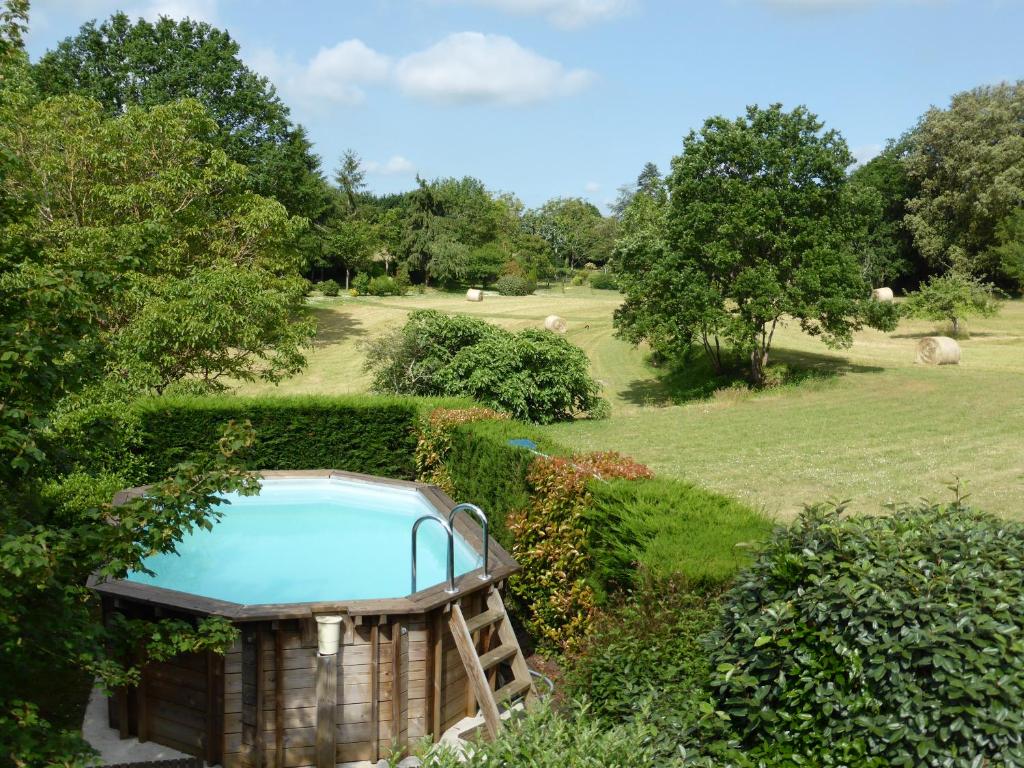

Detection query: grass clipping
xmin=916 ymin=336 xmax=961 ymax=365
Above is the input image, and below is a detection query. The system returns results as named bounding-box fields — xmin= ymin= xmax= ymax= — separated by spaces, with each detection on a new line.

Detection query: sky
xmin=24 ymin=0 xmax=1024 ymax=210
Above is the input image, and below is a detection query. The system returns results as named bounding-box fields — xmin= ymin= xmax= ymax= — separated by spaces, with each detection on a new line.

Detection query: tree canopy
xmin=904 ymin=81 xmax=1024 ymax=284
xmin=2 ymin=92 xmax=314 ymax=394
xmin=33 ymin=12 xmax=331 ymax=224
xmin=615 ymin=104 xmax=898 ymax=385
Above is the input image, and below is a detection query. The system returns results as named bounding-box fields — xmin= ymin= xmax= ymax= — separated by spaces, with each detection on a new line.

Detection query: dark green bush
xmin=565 ymin=579 xmax=746 ymax=765
xmin=366 ymin=275 xmax=404 ymax=296
xmin=366 ymin=311 xmax=604 ymax=423
xmin=417 ymin=413 xmax=563 ymax=548
xmin=589 ymin=271 xmax=619 ymax=290
xmin=447 ymin=329 xmax=602 ymax=423
xmin=364 ymin=310 xmax=499 ymax=396
xmin=422 ymin=699 xmax=686 ymax=767
xmin=494 ymin=274 xmax=533 ymax=295
xmin=132 ymin=395 xmax=440 ymax=479
xmin=351 ymin=272 xmax=370 ymax=294
xmin=711 ymin=502 xmax=1024 ymax=767
xmin=317 ymin=278 xmax=340 ymax=296
xmin=586 ymin=478 xmax=771 ymax=592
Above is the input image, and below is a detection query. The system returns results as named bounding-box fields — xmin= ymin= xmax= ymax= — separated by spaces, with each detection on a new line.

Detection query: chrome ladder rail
xmin=411 ymin=515 xmax=458 ymax=595
xmin=448 ymin=502 xmax=490 ymax=581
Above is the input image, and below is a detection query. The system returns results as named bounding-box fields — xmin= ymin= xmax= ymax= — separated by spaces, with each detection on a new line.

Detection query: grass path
xmin=238 ymin=288 xmax=1024 ymax=520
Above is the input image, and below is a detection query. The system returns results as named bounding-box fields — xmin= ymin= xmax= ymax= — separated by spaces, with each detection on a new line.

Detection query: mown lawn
xmin=237 ymin=287 xmax=1024 ymax=519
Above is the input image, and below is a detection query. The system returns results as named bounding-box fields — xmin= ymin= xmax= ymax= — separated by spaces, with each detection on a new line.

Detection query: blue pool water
xmin=127 ymin=477 xmax=482 ymax=604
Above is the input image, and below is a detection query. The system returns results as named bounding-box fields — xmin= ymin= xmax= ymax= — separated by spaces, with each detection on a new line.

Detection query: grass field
xmin=237 ymin=287 xmax=1024 ymax=520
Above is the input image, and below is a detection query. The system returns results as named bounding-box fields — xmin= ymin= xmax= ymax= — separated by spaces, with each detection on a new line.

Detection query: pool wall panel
xmin=220 ymin=612 xmax=460 ymax=768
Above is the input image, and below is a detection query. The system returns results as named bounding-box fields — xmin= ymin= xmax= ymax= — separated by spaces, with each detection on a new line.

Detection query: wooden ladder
xmin=448 ymin=587 xmax=537 ymax=738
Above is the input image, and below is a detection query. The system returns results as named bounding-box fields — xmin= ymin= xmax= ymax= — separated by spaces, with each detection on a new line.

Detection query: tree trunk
xmin=750 ymin=348 xmax=768 ymax=387
xmin=345 ymin=268 xmax=350 ymax=291
xmin=951 ymin=316 xmax=960 ymax=336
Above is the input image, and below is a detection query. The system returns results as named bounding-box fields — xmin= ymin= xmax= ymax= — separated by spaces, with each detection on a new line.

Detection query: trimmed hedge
xmin=133 ymin=395 xmax=460 ymax=480
xmin=586 ymin=478 xmax=771 ymax=591
xmin=417 ymin=414 xmax=564 ymax=548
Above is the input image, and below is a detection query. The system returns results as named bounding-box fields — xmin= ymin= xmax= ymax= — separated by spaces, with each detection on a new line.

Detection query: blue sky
xmin=25 ymin=0 xmax=1024 ymax=210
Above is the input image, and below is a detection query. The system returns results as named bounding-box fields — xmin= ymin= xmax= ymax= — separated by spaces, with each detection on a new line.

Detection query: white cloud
xmin=444 ymin=0 xmax=633 ymax=28
xmin=30 ymin=0 xmax=219 ymax=33
xmin=851 ymin=143 xmax=883 ymax=168
xmin=365 ymin=155 xmax=417 ymax=176
xmin=395 ymin=32 xmax=594 ymax=106
xmin=133 ymin=0 xmax=219 ymax=22
xmin=584 ymin=181 xmax=601 ymax=193
xmin=249 ymin=40 xmax=391 ymax=108
xmin=748 ymin=0 xmax=940 ymax=9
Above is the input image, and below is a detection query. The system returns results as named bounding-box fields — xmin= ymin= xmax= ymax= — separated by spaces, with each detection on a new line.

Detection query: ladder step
xmin=465 ymin=608 xmax=504 ymax=634
xmin=494 ymin=677 xmax=532 ymax=706
xmin=478 ymin=644 xmax=517 ymax=671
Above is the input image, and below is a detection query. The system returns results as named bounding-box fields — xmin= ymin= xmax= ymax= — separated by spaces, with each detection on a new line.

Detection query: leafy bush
xmin=366 ymin=311 xmax=603 ymax=423
xmin=367 ymin=275 xmax=404 ymax=296
xmin=415 ymin=409 xmax=558 ymax=547
xmin=589 ymin=271 xmax=619 ymax=290
xmin=131 ymin=395 xmax=441 ymax=479
xmin=711 ymin=501 xmax=1024 ymax=767
xmin=494 ymin=274 xmax=533 ymax=295
xmin=318 ymin=278 xmax=340 ymax=296
xmin=902 ymin=269 xmax=1002 ymax=335
xmin=507 ymin=452 xmax=653 ymax=653
xmin=365 ymin=310 xmax=499 ymax=395
xmin=447 ymin=329 xmax=602 ymax=423
xmin=351 ymin=272 xmax=370 ymax=294
xmin=565 ymin=579 xmax=745 ymax=765
xmin=586 ymin=478 xmax=771 ymax=592
xmin=420 ymin=699 xmax=685 ymax=768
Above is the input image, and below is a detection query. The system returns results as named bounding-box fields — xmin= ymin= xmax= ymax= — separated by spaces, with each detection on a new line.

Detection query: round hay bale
xmin=544 ymin=315 xmax=568 ymax=333
xmin=916 ymin=336 xmax=960 ymax=365
xmin=871 ymin=287 xmax=895 ymax=303
xmin=465 ymin=288 xmax=483 ymax=302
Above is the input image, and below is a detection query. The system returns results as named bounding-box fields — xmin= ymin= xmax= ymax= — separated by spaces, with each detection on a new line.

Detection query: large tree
xmin=616 ymin=104 xmax=897 ymax=385
xmin=524 ymin=197 xmax=616 ymax=270
xmin=849 ymin=138 xmax=924 ymax=289
xmin=903 ymin=81 xmax=1024 ymax=283
xmin=0 ymin=9 xmax=256 ymax=762
xmin=2 ymin=93 xmax=314 ymax=394
xmin=32 ymin=12 xmax=331 ymax=223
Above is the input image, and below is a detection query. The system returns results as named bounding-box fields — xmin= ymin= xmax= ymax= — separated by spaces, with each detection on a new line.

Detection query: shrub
xmin=586 ymin=478 xmax=771 ymax=593
xmin=421 ymin=699 xmax=685 ymax=767
xmin=448 ymin=329 xmax=603 ymax=424
xmin=415 ymin=409 xmax=555 ymax=547
xmin=565 ymin=578 xmax=745 ymax=764
xmin=506 ymin=452 xmax=653 ymax=653
xmin=589 ymin=271 xmax=619 ymax=290
xmin=131 ymin=395 xmax=438 ymax=479
xmin=318 ymin=278 xmax=340 ymax=296
xmin=366 ymin=312 xmax=604 ymax=423
xmin=367 ymin=275 xmax=404 ymax=296
xmin=494 ymin=275 xmax=533 ymax=296
xmin=364 ymin=310 xmax=499 ymax=396
xmin=351 ymin=272 xmax=370 ymax=294
xmin=711 ymin=501 xmax=1024 ymax=767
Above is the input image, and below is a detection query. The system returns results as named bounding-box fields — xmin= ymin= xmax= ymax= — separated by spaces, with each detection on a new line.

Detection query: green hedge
xmin=440 ymin=419 xmax=566 ymax=547
xmin=586 ymin=477 xmax=772 ymax=591
xmin=133 ymin=395 xmax=456 ymax=480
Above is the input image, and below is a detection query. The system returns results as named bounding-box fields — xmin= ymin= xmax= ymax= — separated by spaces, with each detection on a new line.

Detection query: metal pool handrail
xmin=448 ymin=503 xmax=490 ymax=581
xmin=411 ymin=515 xmax=458 ymax=595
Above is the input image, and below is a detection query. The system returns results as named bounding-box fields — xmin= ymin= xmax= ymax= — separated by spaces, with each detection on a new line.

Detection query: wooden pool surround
xmin=90 ymin=470 xmax=521 ymax=767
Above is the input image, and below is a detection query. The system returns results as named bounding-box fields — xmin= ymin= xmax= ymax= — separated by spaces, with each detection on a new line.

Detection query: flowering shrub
xmin=507 ymin=452 xmax=653 ymax=654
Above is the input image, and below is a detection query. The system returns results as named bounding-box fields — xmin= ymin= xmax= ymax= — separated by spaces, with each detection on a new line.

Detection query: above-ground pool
xmin=127 ymin=476 xmax=482 ymax=604
xmin=91 ymin=470 xmax=524 ymax=768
